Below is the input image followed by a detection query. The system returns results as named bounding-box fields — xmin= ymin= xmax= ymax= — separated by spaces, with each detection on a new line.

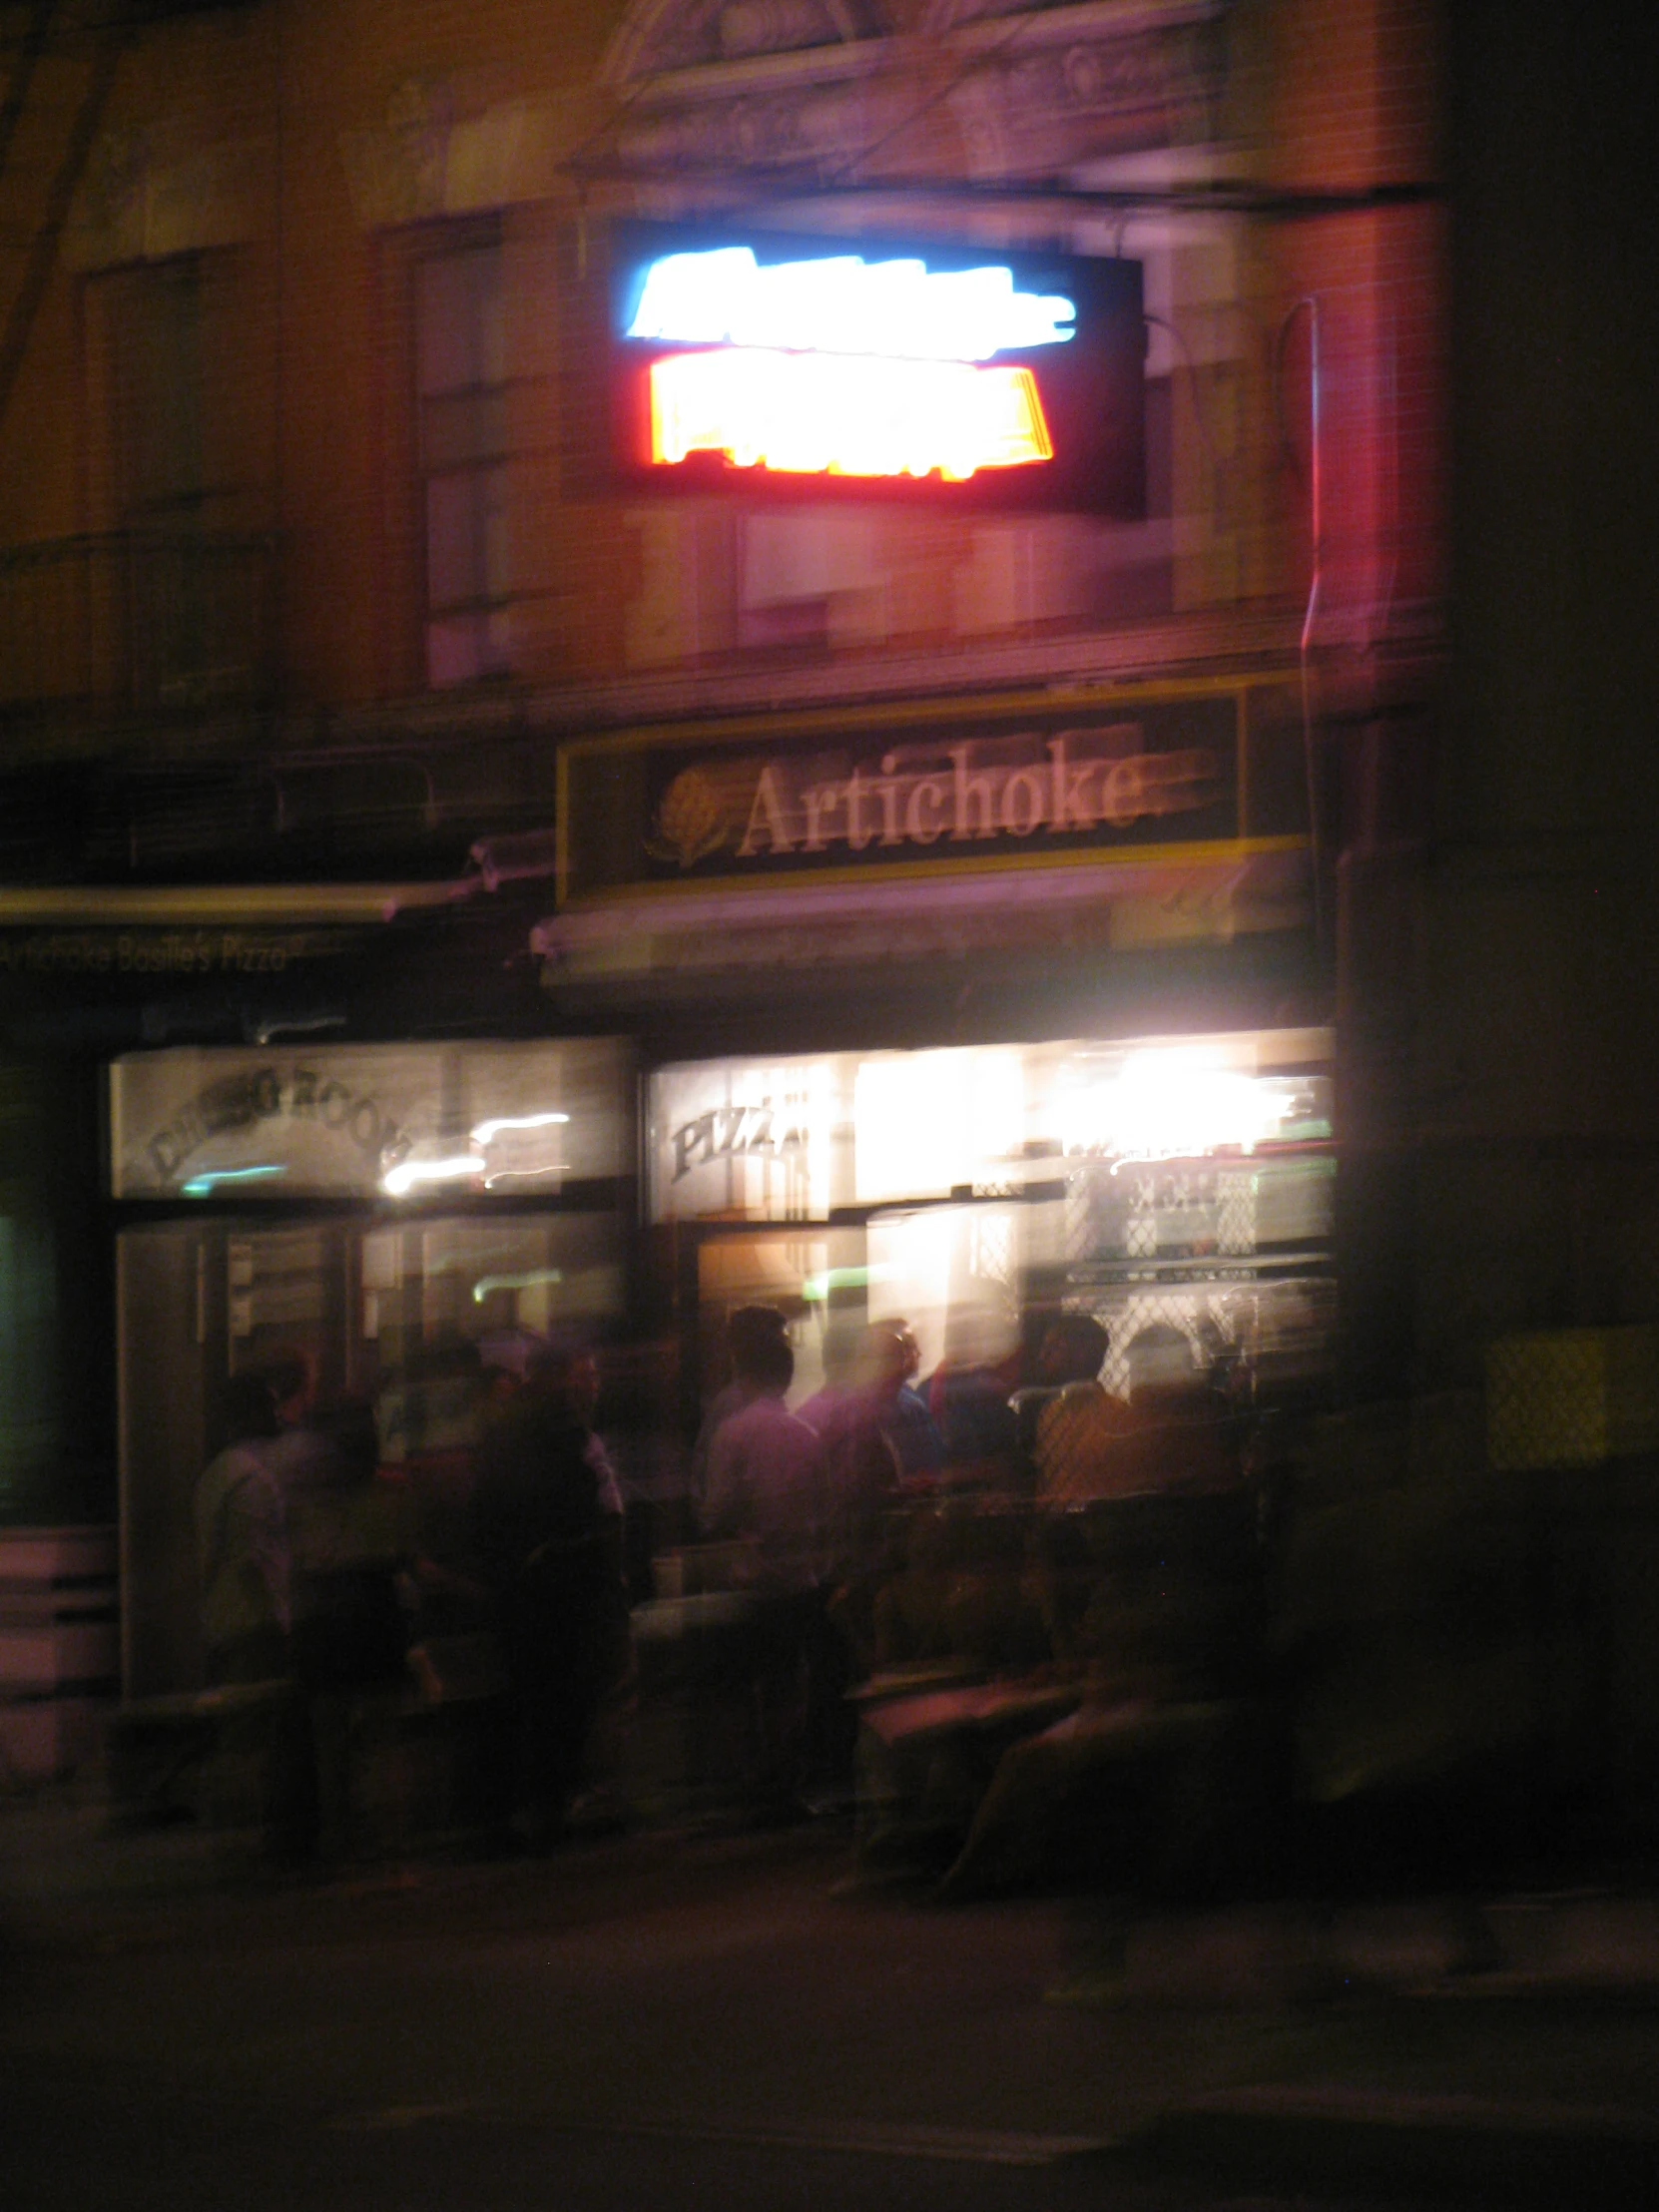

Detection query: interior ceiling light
xmin=181 ymin=1165 xmax=286 ymax=1198
xmin=472 ymin=1269 xmax=563 ymax=1303
xmin=381 ymin=1154 xmax=485 ymax=1198
xmin=1085 ymin=1053 xmax=1298 ymax=1165
xmin=470 ymin=1112 xmax=569 ymax=1143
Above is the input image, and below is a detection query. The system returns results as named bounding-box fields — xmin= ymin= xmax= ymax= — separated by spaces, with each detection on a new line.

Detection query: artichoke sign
xmin=649 ymin=768 xmax=728 ymax=867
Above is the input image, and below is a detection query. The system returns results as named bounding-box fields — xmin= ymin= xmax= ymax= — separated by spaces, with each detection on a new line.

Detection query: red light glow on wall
xmin=648 ymin=347 xmax=1054 ymax=482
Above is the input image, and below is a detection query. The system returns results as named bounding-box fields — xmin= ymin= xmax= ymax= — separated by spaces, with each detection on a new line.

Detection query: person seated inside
xmin=261 ymin=1345 xmax=339 ymax=1500
xmin=1035 ymin=1322 xmax=1236 ymax=1505
xmin=869 ymin=1320 xmax=943 ymax=1492
xmin=927 ymin=1307 xmax=1022 ymax=1492
xmin=1031 ymin=1316 xmax=1141 ymax=1507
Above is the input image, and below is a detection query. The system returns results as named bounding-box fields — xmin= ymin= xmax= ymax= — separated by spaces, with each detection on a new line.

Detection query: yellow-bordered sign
xmin=555 ymin=677 xmax=1309 ymax=909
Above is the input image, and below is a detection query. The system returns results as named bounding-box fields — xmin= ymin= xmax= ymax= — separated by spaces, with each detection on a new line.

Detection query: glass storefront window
xmin=118 ymin=1207 xmax=627 ymax=1696
xmin=647 ymin=1028 xmax=1333 ymax=1232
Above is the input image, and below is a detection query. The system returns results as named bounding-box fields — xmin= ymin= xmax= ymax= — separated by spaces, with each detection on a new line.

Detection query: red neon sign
xmin=647 ymin=347 xmax=1054 ymax=483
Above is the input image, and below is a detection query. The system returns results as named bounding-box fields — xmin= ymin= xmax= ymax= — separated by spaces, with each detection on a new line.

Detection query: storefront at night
xmin=537 ymin=676 xmax=1333 ymax=1432
xmin=0 ymin=889 xmax=633 ymax=1712
xmin=107 ymin=1034 xmax=634 ymax=1700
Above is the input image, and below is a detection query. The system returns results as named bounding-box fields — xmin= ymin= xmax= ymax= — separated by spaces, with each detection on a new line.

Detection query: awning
xmin=532 ymin=839 xmax=1311 ymax=982
xmin=0 ymin=881 xmax=467 ymax=927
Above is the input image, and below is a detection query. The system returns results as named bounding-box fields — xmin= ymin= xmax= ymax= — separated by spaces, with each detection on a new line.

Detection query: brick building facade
xmin=0 ymin=1 xmax=1447 ymax=1545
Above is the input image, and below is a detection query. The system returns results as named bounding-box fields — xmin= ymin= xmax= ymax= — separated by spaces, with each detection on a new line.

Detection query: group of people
xmin=194 ymin=1355 xmax=411 ymax=1857
xmin=194 ymin=1336 xmax=632 ymax=1856
xmin=193 ymin=1301 xmax=1238 ymax=1854
xmin=690 ymin=1302 xmax=1237 ymax=1548
xmin=678 ymin=1301 xmax=1237 ymax=1808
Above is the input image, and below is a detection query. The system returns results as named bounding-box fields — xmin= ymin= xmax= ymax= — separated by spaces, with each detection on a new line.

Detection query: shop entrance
xmin=651 ymin=1026 xmax=1338 ymax=1443
xmin=109 ymin=1036 xmax=635 ymax=1698
xmin=117 ymin=1210 xmax=624 ymax=1698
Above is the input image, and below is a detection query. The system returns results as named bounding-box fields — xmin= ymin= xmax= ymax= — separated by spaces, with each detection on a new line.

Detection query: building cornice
xmin=325 ymin=595 xmax=1442 ymax=751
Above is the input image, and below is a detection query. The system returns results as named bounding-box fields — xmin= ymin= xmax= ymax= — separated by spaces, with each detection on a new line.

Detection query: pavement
xmin=4 ymin=1774 xmax=1659 ymax=2203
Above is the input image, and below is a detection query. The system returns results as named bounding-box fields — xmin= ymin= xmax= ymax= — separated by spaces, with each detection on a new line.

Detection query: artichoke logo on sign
xmin=648 ymin=769 xmax=730 ymax=868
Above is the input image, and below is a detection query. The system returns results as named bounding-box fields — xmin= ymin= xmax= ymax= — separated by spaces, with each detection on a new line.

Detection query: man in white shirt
xmin=701 ymin=1328 xmax=836 ymax=1811
xmin=703 ymin=1329 xmax=828 ymax=1589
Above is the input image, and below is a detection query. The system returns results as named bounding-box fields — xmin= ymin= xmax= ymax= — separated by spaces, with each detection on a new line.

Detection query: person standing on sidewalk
xmin=471 ymin=1339 xmax=630 ymax=1848
xmin=195 ymin=1372 xmax=326 ymax=1859
xmin=687 ymin=1306 xmax=792 ymax=1523
xmin=702 ymin=1326 xmax=835 ymax=1812
xmin=196 ymin=1373 xmax=290 ymax=1687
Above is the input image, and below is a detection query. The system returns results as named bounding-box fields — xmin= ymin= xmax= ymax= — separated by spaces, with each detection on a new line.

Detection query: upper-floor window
xmin=109 ymin=256 xmax=209 ymax=529
xmin=416 ymin=241 xmax=511 ymax=687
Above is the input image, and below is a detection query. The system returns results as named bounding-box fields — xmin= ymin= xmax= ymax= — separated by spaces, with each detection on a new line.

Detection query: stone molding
xmin=317 ymin=2 xmax=1229 ymax=233
xmin=68 ymin=132 xmax=256 ymax=269
xmin=601 ymin=0 xmax=1228 ymax=185
xmin=604 ymin=0 xmax=890 ymax=89
xmin=337 ymin=81 xmax=602 ymax=229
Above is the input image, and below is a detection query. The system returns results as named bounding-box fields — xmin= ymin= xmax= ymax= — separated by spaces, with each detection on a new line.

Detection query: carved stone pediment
xmin=606 ymin=0 xmax=893 ymax=85
xmin=601 ymin=0 xmax=1229 ymax=187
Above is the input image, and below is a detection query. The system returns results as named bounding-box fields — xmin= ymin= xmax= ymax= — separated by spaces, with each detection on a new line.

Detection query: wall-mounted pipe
xmin=1279 ymin=294 xmax=1326 ymax=962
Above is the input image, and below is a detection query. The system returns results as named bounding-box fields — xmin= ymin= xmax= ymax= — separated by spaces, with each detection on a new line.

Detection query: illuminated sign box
xmin=554 ymin=682 xmax=1317 ymax=909
xmin=645 ymin=1032 xmax=1335 ymax=1226
xmin=108 ymin=1040 xmax=634 ymax=1201
xmin=603 ymin=223 xmax=1146 ymax=517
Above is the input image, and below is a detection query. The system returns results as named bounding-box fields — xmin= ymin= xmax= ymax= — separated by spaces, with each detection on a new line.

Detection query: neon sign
xmin=604 ymin=224 xmax=1147 ymax=514
xmin=649 ymin=349 xmax=1053 ymax=482
xmin=626 ymin=249 xmax=1075 ymax=362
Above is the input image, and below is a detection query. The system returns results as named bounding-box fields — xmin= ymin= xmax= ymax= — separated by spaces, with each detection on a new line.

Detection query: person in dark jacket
xmin=470 ymin=1338 xmax=627 ymax=1846
xmin=195 ymin=1373 xmax=288 ymax=1687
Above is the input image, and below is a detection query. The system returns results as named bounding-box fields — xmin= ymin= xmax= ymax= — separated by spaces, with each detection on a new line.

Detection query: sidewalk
xmin=1130 ymin=2085 xmax=1659 ymax=2206
xmin=8 ymin=1771 xmax=1659 ymax=1990
xmin=5 ymin=1777 xmax=1659 ymax=2203
xmin=1062 ymin=1885 xmax=1659 ymax=2203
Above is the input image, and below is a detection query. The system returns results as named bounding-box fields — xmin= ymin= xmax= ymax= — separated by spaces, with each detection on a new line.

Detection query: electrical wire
xmin=1144 ymin=310 xmax=1220 ymax=485
xmin=1279 ymin=295 xmax=1327 ymax=964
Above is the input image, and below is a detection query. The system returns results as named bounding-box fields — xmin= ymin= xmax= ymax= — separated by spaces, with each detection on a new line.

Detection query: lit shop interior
xmin=109 ymin=1039 xmax=632 ymax=1698
xmin=107 ymin=1025 xmax=1332 ymax=1696
xmin=647 ymin=1027 xmax=1335 ymax=1418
